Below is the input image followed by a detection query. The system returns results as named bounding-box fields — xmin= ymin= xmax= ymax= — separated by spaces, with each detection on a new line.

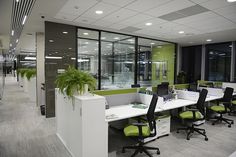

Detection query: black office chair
xmin=209 ymin=87 xmax=234 ymax=127
xmin=177 ymin=89 xmax=208 ymax=141
xmin=122 ymin=94 xmax=160 ymax=157
xmin=131 ymin=84 xmax=141 ymax=88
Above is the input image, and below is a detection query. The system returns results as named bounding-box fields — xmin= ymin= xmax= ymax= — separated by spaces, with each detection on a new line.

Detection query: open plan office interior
xmin=1 ymin=0 xmax=236 ymax=157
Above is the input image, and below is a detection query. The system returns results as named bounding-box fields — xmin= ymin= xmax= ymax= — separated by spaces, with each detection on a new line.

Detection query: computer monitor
xmin=188 ymin=83 xmax=198 ymax=92
xmin=157 ymin=84 xmax=169 ymax=96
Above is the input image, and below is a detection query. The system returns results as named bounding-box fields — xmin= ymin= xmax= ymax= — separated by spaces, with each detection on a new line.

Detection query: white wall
xmin=36 ymin=32 xmax=45 ymax=106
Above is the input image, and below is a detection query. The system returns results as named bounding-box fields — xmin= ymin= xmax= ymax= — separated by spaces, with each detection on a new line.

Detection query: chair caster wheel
xmin=157 ymin=150 xmax=160 ymax=155
xmin=231 ymin=121 xmax=234 ymax=124
xmin=176 ymin=131 xmax=179 ymax=133
xmin=187 ymin=138 xmax=190 ymax=140
xmin=212 ymin=123 xmax=215 ymax=125
xmin=205 ymin=137 xmax=208 ymax=141
xmin=228 ymin=125 xmax=231 ymax=128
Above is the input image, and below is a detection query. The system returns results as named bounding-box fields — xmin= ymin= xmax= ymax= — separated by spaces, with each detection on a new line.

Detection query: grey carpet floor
xmin=0 ymin=76 xmax=236 ymax=157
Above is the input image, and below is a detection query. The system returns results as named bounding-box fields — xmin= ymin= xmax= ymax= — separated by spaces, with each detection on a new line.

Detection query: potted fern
xmin=25 ymin=69 xmax=36 ymax=81
xmin=55 ymin=66 xmax=96 ymax=98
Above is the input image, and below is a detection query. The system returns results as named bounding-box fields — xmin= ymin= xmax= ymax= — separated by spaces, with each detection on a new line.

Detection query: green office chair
xmin=209 ymin=87 xmax=234 ymax=127
xmin=177 ymin=89 xmax=208 ymax=141
xmin=122 ymin=94 xmax=160 ymax=157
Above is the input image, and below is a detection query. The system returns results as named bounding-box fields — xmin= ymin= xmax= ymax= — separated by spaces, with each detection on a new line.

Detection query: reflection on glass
xmin=78 ymin=29 xmax=99 ymax=88
xmin=137 ymin=38 xmax=175 ymax=87
xmin=101 ymin=32 xmax=135 ymax=89
xmin=206 ymin=42 xmax=231 ymax=81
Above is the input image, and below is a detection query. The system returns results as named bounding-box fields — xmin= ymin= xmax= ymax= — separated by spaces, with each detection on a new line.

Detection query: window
xmin=138 ymin=38 xmax=175 ymax=86
xmin=205 ymin=42 xmax=231 ymax=82
xmin=100 ymin=32 xmax=135 ymax=89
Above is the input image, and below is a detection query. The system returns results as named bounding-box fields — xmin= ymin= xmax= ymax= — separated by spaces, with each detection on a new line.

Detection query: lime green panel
xmin=232 ymin=100 xmax=236 ymax=105
xmin=124 ymin=125 xmax=150 ymax=137
xmin=94 ymin=88 xmax=138 ymax=96
xmin=151 ymin=44 xmax=175 ymax=86
xmin=197 ymin=80 xmax=222 ymax=88
xmin=179 ymin=111 xmax=202 ymax=119
xmin=210 ymin=105 xmax=229 ymax=112
xmin=174 ymin=84 xmax=189 ymax=90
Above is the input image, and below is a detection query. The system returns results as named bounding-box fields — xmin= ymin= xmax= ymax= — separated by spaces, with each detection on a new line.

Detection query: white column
xmin=176 ymin=44 xmax=182 ymax=75
xmin=36 ymin=32 xmax=45 ymax=106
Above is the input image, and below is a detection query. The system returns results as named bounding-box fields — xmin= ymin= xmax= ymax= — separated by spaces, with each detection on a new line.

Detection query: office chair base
xmin=212 ymin=116 xmax=234 ymax=128
xmin=177 ymin=126 xmax=208 ymax=141
xmin=122 ymin=143 xmax=160 ymax=157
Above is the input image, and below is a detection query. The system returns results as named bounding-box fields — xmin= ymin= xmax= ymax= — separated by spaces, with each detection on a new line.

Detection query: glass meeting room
xmin=77 ymin=28 xmax=176 ymax=90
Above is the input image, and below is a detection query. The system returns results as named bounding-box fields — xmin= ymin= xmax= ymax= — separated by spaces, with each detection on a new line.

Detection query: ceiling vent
xmin=159 ymin=5 xmax=209 ymax=21
xmin=9 ymin=0 xmax=36 ymax=53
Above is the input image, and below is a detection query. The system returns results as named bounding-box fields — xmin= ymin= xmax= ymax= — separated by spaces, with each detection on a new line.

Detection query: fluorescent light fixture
xmin=229 ymin=45 xmax=232 ymax=48
xmin=22 ymin=15 xmax=27 ymax=25
xmin=145 ymin=22 xmax=152 ymax=26
xmin=16 ymin=0 xmax=20 ymax=2
xmin=45 ymin=56 xmax=62 ymax=59
xmin=95 ymin=10 xmax=103 ymax=14
xmin=62 ymin=31 xmax=68 ymax=34
xmin=25 ymin=56 xmax=36 ymax=60
xmin=55 ymin=51 xmax=58 ymax=53
xmin=68 ymin=47 xmax=72 ymax=50
xmin=150 ymin=43 xmax=155 ymax=45
xmin=78 ymin=59 xmax=89 ymax=62
xmin=101 ymin=37 xmax=106 ymax=40
xmin=71 ymin=57 xmax=76 ymax=60
xmin=178 ymin=31 xmax=184 ymax=34
xmin=16 ymin=39 xmax=18 ymax=43
xmin=83 ymin=32 xmax=89 ymax=35
xmin=206 ymin=39 xmax=212 ymax=42
xmin=10 ymin=43 xmax=12 ymax=47
xmin=49 ymin=40 xmax=54 ymax=42
xmin=114 ymin=37 xmax=119 ymax=40
xmin=227 ymin=0 xmax=236 ymax=2
xmin=85 ymin=42 xmax=89 ymax=44
xmin=11 ymin=30 xmax=14 ymax=36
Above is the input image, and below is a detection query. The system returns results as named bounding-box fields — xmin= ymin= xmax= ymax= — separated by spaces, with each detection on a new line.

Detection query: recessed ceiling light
xmin=227 ymin=0 xmax=236 ymax=2
xmin=16 ymin=39 xmax=18 ymax=43
xmin=63 ymin=31 xmax=68 ymax=34
xmin=10 ymin=43 xmax=12 ymax=47
xmin=178 ymin=31 xmax=184 ymax=34
xmin=114 ymin=37 xmax=119 ymax=40
xmin=95 ymin=10 xmax=103 ymax=14
xmin=68 ymin=48 xmax=72 ymax=50
xmin=85 ymin=42 xmax=89 ymax=44
xmin=83 ymin=32 xmax=89 ymax=35
xmin=22 ymin=15 xmax=27 ymax=25
xmin=55 ymin=52 xmax=58 ymax=53
xmin=49 ymin=40 xmax=54 ymax=42
xmin=101 ymin=37 xmax=106 ymax=40
xmin=206 ymin=39 xmax=212 ymax=42
xmin=11 ymin=30 xmax=14 ymax=36
xmin=145 ymin=22 xmax=152 ymax=26
xmin=150 ymin=43 xmax=155 ymax=45
xmin=16 ymin=0 xmax=20 ymax=2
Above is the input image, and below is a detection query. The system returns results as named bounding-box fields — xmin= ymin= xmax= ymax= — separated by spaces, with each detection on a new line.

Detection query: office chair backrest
xmin=161 ymin=82 xmax=169 ymax=86
xmin=146 ymin=94 xmax=158 ymax=132
xmin=131 ymin=84 xmax=141 ymax=88
xmin=196 ymin=89 xmax=208 ymax=115
xmin=222 ymin=87 xmax=234 ymax=102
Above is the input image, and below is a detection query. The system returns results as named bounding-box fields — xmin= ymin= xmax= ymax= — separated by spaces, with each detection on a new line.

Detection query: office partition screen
xmin=205 ymin=42 xmax=231 ymax=82
xmin=137 ymin=38 xmax=175 ymax=87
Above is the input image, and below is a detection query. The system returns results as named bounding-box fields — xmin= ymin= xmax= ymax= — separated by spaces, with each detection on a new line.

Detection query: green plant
xmin=177 ymin=71 xmax=186 ymax=84
xmin=18 ymin=68 xmax=28 ymax=78
xmin=55 ymin=66 xmax=96 ymax=98
xmin=25 ymin=69 xmax=36 ymax=80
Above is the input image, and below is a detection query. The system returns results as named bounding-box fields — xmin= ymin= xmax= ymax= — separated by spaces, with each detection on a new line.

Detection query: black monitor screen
xmin=157 ymin=84 xmax=168 ymax=96
xmin=189 ymin=83 xmax=198 ymax=91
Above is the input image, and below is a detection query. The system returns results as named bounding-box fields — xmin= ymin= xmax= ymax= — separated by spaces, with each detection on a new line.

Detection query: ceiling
xmin=1 ymin=0 xmax=236 ymax=49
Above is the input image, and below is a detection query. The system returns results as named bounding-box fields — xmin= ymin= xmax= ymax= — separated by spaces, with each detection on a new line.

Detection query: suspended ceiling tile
xmin=145 ymin=0 xmax=195 ymax=17
xmin=92 ymin=19 xmax=114 ymax=27
xmin=102 ymin=0 xmax=136 ymax=7
xmin=214 ymin=5 xmax=236 ymax=17
xmin=190 ymin=0 xmax=211 ymax=4
xmin=101 ymin=8 xmax=138 ymax=23
xmin=55 ymin=12 xmax=78 ymax=21
xmin=135 ymin=17 xmax=167 ymax=29
xmin=58 ymin=0 xmax=98 ymax=16
xmin=81 ymin=2 xmax=120 ymax=20
xmin=199 ymin=0 xmax=232 ymax=10
xmin=125 ymin=0 xmax=173 ymax=12
xmin=73 ymin=16 xmax=97 ymax=24
xmin=118 ymin=13 xmax=153 ymax=26
xmin=108 ymin=23 xmax=128 ymax=30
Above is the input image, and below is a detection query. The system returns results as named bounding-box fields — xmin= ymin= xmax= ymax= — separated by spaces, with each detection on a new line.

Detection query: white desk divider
xmin=205 ymin=87 xmax=223 ymax=97
xmin=138 ymin=93 xmax=164 ymax=108
xmin=177 ymin=90 xmax=199 ymax=101
xmin=222 ymin=82 xmax=236 ymax=92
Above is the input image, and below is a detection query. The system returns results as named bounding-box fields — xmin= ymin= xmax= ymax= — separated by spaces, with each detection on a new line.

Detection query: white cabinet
xmin=156 ymin=115 xmax=170 ymax=137
xmin=55 ymin=90 xmax=108 ymax=157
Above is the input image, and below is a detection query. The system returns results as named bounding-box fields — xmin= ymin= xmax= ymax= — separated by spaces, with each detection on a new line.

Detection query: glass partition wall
xmin=77 ymin=28 xmax=176 ymax=90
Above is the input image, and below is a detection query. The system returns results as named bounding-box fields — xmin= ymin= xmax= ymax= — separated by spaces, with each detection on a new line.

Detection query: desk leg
xmin=105 ymin=122 xmax=109 ymax=157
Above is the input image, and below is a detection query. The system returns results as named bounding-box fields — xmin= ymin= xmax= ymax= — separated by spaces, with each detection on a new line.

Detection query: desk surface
xmin=105 ymin=95 xmax=222 ymax=122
